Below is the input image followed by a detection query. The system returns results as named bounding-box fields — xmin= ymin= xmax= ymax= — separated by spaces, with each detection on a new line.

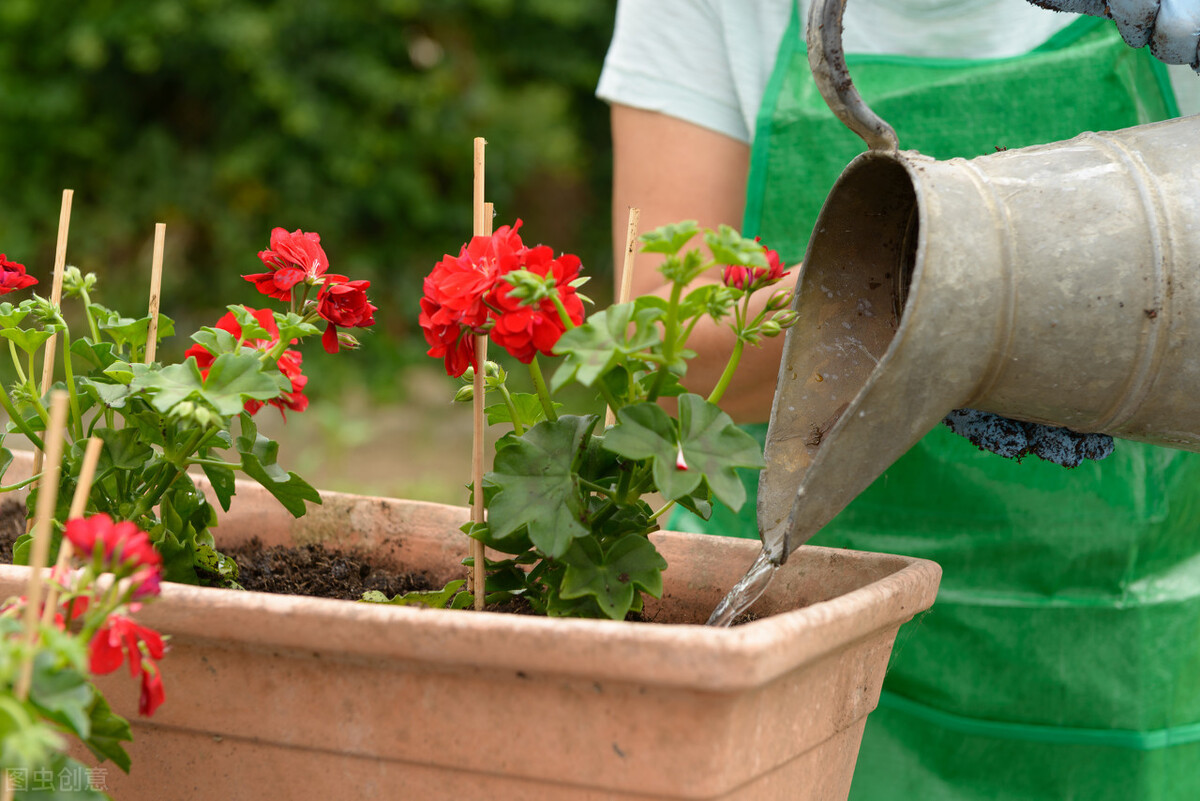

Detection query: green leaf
xmin=486 ymin=416 xmax=596 ymax=558
xmin=362 ymin=580 xmax=466 ymax=608
xmin=29 ymin=651 xmax=94 ymax=740
xmin=240 ymin=448 xmax=321 ymax=518
xmin=0 ymin=327 xmax=56 ymax=355
xmin=560 ymin=534 xmax=667 ymax=620
xmin=484 ymin=393 xmax=558 ymax=427
xmin=95 ymin=428 xmax=155 ymax=473
xmin=102 ymin=360 xmax=134 ymax=384
xmin=189 ymin=326 xmax=237 ymax=355
xmin=99 ymin=312 xmax=175 ymax=350
xmin=81 ymin=692 xmax=132 ymax=773
xmin=604 ymin=394 xmax=764 ymax=511
xmin=0 ymin=300 xmax=32 ymax=329
xmin=79 ymin=377 xmax=132 ymax=409
xmin=602 ymin=401 xmax=702 ymax=501
xmin=704 ymin=224 xmax=768 ymax=268
xmin=639 ymin=220 xmax=699 ymax=255
xmin=199 ymin=352 xmax=286 ymax=416
xmin=131 ymin=352 xmax=282 ymax=417
xmin=550 ymin=302 xmax=662 ymax=391
xmin=201 ymin=463 xmax=237 ymax=512
xmin=69 ymin=338 xmax=118 ymax=371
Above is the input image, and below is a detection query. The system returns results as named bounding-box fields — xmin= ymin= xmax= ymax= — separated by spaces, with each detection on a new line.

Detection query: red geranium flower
xmin=419 ymin=221 xmax=528 ymax=376
xmin=0 ymin=254 xmax=36 ymax=295
xmin=139 ymin=661 xmax=166 ymax=716
xmin=65 ymin=514 xmax=162 ymax=571
xmin=722 ymin=238 xmax=788 ymax=292
xmin=316 ymin=278 xmax=377 ymax=354
xmin=89 ymin=615 xmax=167 ymax=677
xmin=488 ymin=246 xmax=585 ymax=364
xmin=184 ymin=307 xmax=308 ymax=416
xmin=243 ymin=228 xmax=330 ymax=302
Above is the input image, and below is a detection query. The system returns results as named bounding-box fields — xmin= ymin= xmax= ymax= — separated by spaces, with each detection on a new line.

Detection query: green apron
xmin=674 ymin=8 xmax=1200 ymax=800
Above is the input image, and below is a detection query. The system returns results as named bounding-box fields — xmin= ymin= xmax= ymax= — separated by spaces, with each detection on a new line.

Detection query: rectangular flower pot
xmin=0 ymin=449 xmax=940 ymax=800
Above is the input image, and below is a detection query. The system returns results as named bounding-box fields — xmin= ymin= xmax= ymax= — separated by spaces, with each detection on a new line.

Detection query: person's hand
xmin=942 ymin=409 xmax=1115 ymax=468
xmin=1028 ymin=0 xmax=1200 ymax=71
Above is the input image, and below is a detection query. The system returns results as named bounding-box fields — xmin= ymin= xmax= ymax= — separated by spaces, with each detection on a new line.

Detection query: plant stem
xmin=648 ymin=282 xmax=684 ymax=403
xmin=56 ymin=319 xmax=84 ymax=439
xmin=551 ymin=295 xmax=577 ymax=330
xmin=496 ymin=385 xmax=525 ymax=436
xmin=79 ymin=287 xmax=101 ymax=342
xmin=707 ymin=338 xmax=745 ymax=406
xmin=0 ymin=385 xmax=43 ymax=451
xmin=8 ymin=341 xmax=26 ymax=385
xmin=528 ymin=356 xmax=557 ymax=422
xmin=578 ymin=477 xmax=617 ymax=498
xmin=649 ymin=499 xmax=677 ymax=523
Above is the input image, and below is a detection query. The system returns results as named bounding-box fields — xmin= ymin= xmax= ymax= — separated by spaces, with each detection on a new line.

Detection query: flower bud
xmin=760 ymin=320 xmax=783 ymax=338
xmin=484 ymin=360 xmax=505 ymax=380
xmin=766 ymin=288 xmax=793 ymax=311
xmin=336 ymin=332 xmax=361 ymax=350
xmin=773 ymin=310 xmax=800 ymax=329
xmin=453 ymin=385 xmax=474 ymax=403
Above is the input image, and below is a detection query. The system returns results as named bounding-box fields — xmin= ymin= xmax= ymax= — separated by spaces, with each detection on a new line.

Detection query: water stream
xmin=705 ymin=548 xmax=780 ymax=627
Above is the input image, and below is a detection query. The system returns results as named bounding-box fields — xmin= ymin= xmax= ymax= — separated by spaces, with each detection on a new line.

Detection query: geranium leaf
xmin=79 ymin=377 xmax=132 ymax=409
xmin=69 ymin=338 xmax=118 ymax=371
xmin=99 ymin=313 xmax=175 ymax=350
xmin=201 ymin=463 xmax=237 ymax=512
xmin=704 ymin=224 xmax=768 ymax=268
xmin=130 ymin=361 xmax=205 ymax=413
xmin=486 ymin=415 xmax=596 ymax=558
xmin=604 ymin=394 xmax=764 ymax=511
xmin=602 ymin=401 xmax=703 ymax=501
xmin=639 ymin=220 xmax=699 ymax=255
xmin=240 ymin=448 xmax=321 ymax=518
xmin=559 ymin=534 xmax=667 ymax=620
xmin=82 ymin=693 xmax=133 ymax=773
xmin=94 ymin=428 xmax=155 ymax=474
xmin=29 ymin=649 xmax=94 ymax=739
xmin=199 ymin=352 xmax=287 ymax=416
xmin=0 ymin=326 xmax=56 ymax=355
xmin=677 ymin=393 xmax=765 ymax=510
xmin=484 ymin=393 xmax=559 ymax=427
xmin=550 ymin=302 xmax=662 ymax=391
xmin=361 ymin=580 xmax=466 ymax=608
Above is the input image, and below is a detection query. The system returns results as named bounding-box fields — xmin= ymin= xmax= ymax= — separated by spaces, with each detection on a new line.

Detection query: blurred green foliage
xmin=0 ymin=0 xmax=616 ymax=388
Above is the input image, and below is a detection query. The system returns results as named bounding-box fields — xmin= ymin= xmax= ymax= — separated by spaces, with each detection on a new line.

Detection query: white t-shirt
xmin=596 ymin=0 xmax=1200 ymax=144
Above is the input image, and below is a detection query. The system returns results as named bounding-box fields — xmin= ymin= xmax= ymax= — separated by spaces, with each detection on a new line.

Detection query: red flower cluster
xmin=722 ymin=239 xmax=789 ymax=292
xmin=0 ymin=254 xmax=37 ymax=295
xmin=419 ymin=220 xmax=586 ymax=376
xmin=184 ymin=307 xmax=309 ymax=417
xmin=89 ymin=614 xmax=167 ymax=716
xmin=243 ymin=228 xmax=330 ymax=302
xmin=66 ymin=514 xmax=160 ymax=569
xmin=242 ymin=228 xmax=377 ymax=355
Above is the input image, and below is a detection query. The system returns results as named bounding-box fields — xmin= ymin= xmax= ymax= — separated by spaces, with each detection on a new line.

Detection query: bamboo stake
xmin=470 ymin=137 xmax=488 ymax=611
xmin=606 ymin=206 xmax=640 ymax=428
xmin=39 ymin=436 xmax=103 ymax=627
xmin=145 ymin=223 xmax=166 ymax=364
xmin=29 ymin=190 xmax=73 ymax=489
xmin=14 ymin=391 xmax=69 ymax=700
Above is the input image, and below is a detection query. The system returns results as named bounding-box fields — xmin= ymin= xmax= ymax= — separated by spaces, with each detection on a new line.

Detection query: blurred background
xmin=0 ymin=0 xmax=618 ymax=504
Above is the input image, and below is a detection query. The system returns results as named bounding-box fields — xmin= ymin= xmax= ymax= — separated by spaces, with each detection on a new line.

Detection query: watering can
xmin=758 ymin=0 xmax=1200 ymax=564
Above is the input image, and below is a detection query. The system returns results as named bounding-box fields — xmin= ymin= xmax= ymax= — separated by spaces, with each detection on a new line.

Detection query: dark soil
xmin=0 ymin=498 xmax=26 ymax=564
xmin=222 ymin=537 xmax=432 ymax=600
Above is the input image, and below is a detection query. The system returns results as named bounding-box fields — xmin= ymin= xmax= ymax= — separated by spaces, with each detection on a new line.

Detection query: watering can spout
xmin=759 ymin=0 xmax=1200 ymax=565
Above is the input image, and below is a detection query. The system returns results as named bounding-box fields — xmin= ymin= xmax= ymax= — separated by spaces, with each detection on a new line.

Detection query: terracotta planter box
xmin=0 ymin=450 xmax=940 ymax=800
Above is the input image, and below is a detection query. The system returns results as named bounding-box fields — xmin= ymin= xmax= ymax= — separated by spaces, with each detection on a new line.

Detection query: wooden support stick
xmin=470 ymin=137 xmax=488 ymax=612
xmin=145 ymin=223 xmax=166 ymax=364
xmin=30 ymin=191 xmax=73 ymax=483
xmin=15 ymin=391 xmax=69 ymax=701
xmin=40 ymin=436 xmax=103 ymax=626
xmin=606 ymin=206 xmax=641 ymax=428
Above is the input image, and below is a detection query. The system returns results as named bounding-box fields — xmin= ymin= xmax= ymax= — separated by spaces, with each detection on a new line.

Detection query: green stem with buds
xmin=528 ymin=356 xmax=557 ymax=422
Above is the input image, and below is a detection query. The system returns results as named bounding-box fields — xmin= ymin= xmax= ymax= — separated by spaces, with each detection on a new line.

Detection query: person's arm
xmin=611 ymin=102 xmax=795 ymax=423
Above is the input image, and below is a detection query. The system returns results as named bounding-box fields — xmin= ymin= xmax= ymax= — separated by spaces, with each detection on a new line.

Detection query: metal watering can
xmin=759 ymin=0 xmax=1200 ymax=564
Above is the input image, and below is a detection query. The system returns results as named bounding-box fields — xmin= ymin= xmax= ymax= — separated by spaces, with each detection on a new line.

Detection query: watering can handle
xmin=807 ymin=0 xmax=900 ymax=152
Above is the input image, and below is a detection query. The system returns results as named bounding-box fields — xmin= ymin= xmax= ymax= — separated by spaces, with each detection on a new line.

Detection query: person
xmin=597 ymin=2 xmax=1200 ymax=799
